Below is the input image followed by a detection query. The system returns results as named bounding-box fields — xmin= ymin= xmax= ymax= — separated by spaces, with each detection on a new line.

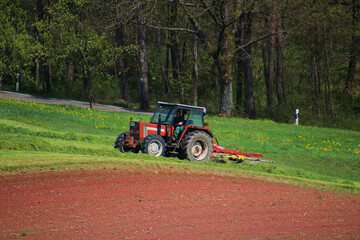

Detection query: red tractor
xmin=114 ymin=102 xmax=214 ymax=161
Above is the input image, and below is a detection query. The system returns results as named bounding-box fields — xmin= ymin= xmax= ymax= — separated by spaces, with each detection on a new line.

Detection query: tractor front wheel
xmin=114 ymin=132 xmax=133 ymax=153
xmin=181 ymin=131 xmax=213 ymax=161
xmin=141 ymin=134 xmax=166 ymax=157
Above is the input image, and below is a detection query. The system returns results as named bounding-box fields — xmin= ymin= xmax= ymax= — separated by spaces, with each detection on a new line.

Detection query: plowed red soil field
xmin=0 ymin=167 xmax=359 ymax=239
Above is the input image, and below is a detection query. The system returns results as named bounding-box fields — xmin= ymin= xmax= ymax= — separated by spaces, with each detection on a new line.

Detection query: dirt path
xmin=1 ymin=168 xmax=359 ymax=239
xmin=0 ymin=90 xmax=151 ymax=115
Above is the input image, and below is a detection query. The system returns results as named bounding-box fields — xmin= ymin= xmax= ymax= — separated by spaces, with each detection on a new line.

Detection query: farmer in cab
xmin=173 ymin=110 xmax=185 ymax=140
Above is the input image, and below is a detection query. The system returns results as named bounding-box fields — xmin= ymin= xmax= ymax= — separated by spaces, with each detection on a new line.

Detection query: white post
xmin=295 ymin=109 xmax=299 ymax=125
xmin=16 ymin=73 xmax=20 ymax=92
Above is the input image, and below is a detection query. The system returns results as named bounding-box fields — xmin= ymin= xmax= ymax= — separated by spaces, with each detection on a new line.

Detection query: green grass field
xmin=1 ymin=97 xmax=359 ymax=192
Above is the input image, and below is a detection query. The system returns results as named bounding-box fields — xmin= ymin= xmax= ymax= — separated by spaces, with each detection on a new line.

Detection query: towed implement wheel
xmin=182 ymin=131 xmax=212 ymax=161
xmin=141 ymin=134 xmax=166 ymax=157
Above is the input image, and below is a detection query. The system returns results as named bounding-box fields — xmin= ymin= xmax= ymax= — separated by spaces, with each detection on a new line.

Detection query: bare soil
xmin=0 ymin=167 xmax=359 ymax=239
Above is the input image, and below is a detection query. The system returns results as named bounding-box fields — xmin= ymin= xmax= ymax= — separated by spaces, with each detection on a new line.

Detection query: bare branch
xmin=139 ymin=22 xmax=197 ymax=34
xmin=232 ymin=31 xmax=286 ymax=57
xmin=199 ymin=0 xmax=219 ymax=26
xmin=167 ymin=0 xmax=195 ymax=7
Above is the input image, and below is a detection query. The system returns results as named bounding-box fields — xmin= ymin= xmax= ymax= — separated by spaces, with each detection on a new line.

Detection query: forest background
xmin=0 ymin=0 xmax=359 ymax=130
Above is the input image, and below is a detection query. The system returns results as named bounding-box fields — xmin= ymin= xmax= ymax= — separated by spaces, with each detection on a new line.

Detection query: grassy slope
xmin=0 ymin=97 xmax=359 ymax=192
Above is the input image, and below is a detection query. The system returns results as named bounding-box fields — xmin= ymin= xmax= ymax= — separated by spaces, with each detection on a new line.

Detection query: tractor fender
xmin=204 ymin=129 xmax=214 ymax=137
xmin=181 ymin=126 xmax=214 ymax=140
xmin=185 ymin=126 xmax=214 ymax=138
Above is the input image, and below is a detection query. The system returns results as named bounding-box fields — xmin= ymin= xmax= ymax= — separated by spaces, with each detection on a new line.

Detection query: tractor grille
xmin=130 ymin=121 xmax=140 ymax=139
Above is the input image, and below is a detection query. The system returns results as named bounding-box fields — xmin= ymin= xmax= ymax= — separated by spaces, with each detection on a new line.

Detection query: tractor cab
xmin=115 ymin=102 xmax=214 ymax=161
xmin=150 ymin=101 xmax=206 ymax=127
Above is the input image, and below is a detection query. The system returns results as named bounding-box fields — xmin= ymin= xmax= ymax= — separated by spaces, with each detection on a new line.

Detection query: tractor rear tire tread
xmin=181 ymin=131 xmax=213 ymax=161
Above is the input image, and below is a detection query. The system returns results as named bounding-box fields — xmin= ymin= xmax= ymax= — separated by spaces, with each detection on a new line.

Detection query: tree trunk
xmin=45 ymin=0 xmax=54 ymax=94
xmin=235 ymin=16 xmax=244 ymax=113
xmin=344 ymin=0 xmax=360 ymax=97
xmin=219 ymin=76 xmax=233 ymax=117
xmin=89 ymin=88 xmax=94 ymax=109
xmin=115 ymin=22 xmax=127 ymax=100
xmin=164 ymin=41 xmax=170 ymax=93
xmin=193 ymin=35 xmax=199 ymax=106
xmin=115 ymin=2 xmax=127 ymax=100
xmin=235 ymin=10 xmax=255 ymax=117
xmin=138 ymin=15 xmax=150 ymax=110
xmin=211 ymin=63 xmax=218 ymax=92
xmin=266 ymin=11 xmax=276 ymax=110
xmin=66 ymin=58 xmax=74 ymax=94
xmin=83 ymin=76 xmax=93 ymax=109
xmin=158 ymin=22 xmax=170 ymax=94
xmin=35 ymin=1 xmax=43 ymax=91
xmin=44 ymin=62 xmax=52 ymax=94
xmin=242 ymin=12 xmax=255 ymax=117
xmin=323 ymin=21 xmax=333 ymax=117
xmin=179 ymin=42 xmax=186 ymax=103
xmin=235 ymin=53 xmax=244 ymax=113
xmin=167 ymin=0 xmax=182 ymax=100
xmin=169 ymin=38 xmax=181 ymax=81
xmin=81 ymin=60 xmax=93 ymax=109
xmin=275 ymin=12 xmax=285 ymax=105
xmin=313 ymin=56 xmax=320 ymax=115
xmin=244 ymin=60 xmax=255 ymax=117
xmin=35 ymin=55 xmax=40 ymax=87
xmin=119 ymin=60 xmax=127 ymax=100
xmin=218 ymin=28 xmax=234 ymax=117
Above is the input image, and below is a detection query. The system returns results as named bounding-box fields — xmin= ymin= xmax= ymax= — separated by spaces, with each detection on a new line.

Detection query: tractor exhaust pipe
xmin=157 ymin=114 xmax=161 ymax=135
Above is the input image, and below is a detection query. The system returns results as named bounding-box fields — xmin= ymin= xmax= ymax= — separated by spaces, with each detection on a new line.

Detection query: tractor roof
xmin=157 ymin=101 xmax=207 ymax=115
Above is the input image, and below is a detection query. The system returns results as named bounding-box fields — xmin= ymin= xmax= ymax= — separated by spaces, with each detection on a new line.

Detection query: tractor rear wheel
xmin=141 ymin=134 xmax=166 ymax=157
xmin=181 ymin=131 xmax=213 ymax=161
xmin=114 ymin=132 xmax=133 ymax=153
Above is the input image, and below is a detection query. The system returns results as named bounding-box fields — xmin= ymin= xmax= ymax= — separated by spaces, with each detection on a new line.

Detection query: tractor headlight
xmin=130 ymin=122 xmax=135 ymax=127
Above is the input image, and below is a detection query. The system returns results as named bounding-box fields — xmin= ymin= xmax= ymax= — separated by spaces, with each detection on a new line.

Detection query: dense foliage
xmin=0 ymin=0 xmax=359 ymax=129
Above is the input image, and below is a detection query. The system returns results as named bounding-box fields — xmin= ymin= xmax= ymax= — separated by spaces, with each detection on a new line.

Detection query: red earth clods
xmin=0 ymin=168 xmax=359 ymax=239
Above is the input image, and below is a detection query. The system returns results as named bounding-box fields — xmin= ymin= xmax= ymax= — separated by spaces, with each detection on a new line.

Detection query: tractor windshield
xmin=150 ymin=105 xmax=176 ymax=124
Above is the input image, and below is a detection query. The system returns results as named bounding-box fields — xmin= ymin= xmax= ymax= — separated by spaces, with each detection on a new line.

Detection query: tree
xmin=179 ymin=0 xmax=255 ymax=116
xmin=344 ymin=0 xmax=360 ymax=103
xmin=114 ymin=20 xmax=128 ymax=100
xmin=193 ymin=34 xmax=199 ymax=106
xmin=167 ymin=0 xmax=184 ymax=102
xmin=0 ymin=0 xmax=40 ymax=90
xmin=260 ymin=2 xmax=275 ymax=112
xmin=138 ymin=5 xmax=150 ymax=110
xmin=34 ymin=0 xmax=54 ymax=94
xmin=260 ymin=0 xmax=286 ymax=110
xmin=236 ymin=11 xmax=255 ymax=117
xmin=275 ymin=4 xmax=285 ymax=105
xmin=1 ymin=0 xmax=359 ymax=129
